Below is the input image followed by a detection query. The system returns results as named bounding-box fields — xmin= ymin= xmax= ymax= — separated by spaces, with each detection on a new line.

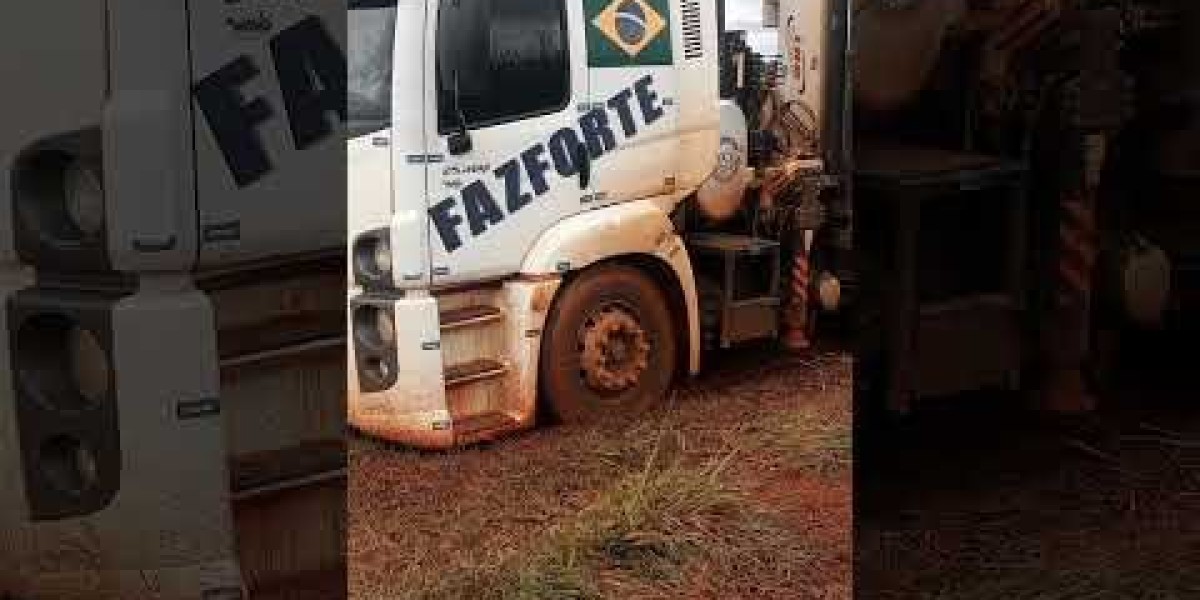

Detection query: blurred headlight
xmin=62 ymin=160 xmax=105 ymax=240
xmin=16 ymin=314 xmax=111 ymax=412
xmin=353 ymin=229 xmax=392 ymax=287
xmin=353 ymin=305 xmax=396 ymax=350
xmin=39 ymin=436 xmax=99 ymax=496
xmin=69 ymin=327 xmax=110 ymax=406
xmin=362 ymin=357 xmax=393 ymax=386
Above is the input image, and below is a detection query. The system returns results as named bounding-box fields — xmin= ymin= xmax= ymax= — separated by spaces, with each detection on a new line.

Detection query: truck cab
xmin=347 ymin=0 xmax=723 ymax=447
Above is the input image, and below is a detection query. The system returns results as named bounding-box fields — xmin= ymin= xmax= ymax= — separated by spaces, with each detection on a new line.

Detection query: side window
xmin=349 ymin=0 xmax=397 ymax=137
xmin=437 ymin=0 xmax=570 ymax=134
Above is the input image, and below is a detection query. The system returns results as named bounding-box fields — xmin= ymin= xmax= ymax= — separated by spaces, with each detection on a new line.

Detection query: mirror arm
xmin=447 ymin=70 xmax=473 ymax=155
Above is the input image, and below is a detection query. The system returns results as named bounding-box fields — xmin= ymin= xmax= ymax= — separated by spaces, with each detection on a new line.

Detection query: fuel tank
xmin=696 ymin=100 xmax=753 ymax=222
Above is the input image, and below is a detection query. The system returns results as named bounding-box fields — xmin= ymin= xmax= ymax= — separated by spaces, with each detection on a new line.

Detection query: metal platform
xmin=855 ymin=142 xmax=1030 ymax=410
xmin=689 ymin=233 xmax=783 ymax=349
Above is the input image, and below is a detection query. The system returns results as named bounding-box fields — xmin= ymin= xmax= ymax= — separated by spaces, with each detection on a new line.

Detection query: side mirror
xmin=448 ymin=129 xmax=473 ymax=156
xmin=446 ymin=69 xmax=472 ymax=156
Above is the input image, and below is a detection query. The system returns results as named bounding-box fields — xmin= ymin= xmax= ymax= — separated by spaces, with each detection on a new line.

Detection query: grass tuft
xmin=423 ymin=437 xmax=747 ymax=600
xmin=754 ymin=403 xmax=853 ymax=475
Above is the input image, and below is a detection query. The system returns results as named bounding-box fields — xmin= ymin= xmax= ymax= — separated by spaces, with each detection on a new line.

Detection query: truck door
xmin=425 ymin=0 xmax=591 ymax=285
xmin=350 ymin=0 xmax=430 ymax=288
xmin=584 ymin=0 xmax=683 ymax=207
xmin=188 ymin=1 xmax=345 ymax=267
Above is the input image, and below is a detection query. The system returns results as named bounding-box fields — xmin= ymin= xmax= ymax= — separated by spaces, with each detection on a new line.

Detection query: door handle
xmin=576 ymin=143 xmax=591 ymax=190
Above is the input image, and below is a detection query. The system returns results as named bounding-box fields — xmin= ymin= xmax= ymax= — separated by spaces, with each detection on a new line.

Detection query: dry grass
xmin=349 ymin=348 xmax=852 ymax=600
xmin=857 ymin=372 xmax=1200 ymax=600
xmin=754 ymin=401 xmax=853 ymax=475
xmin=423 ymin=448 xmax=741 ymax=600
xmin=926 ymin=561 xmax=1200 ymax=600
xmin=384 ymin=424 xmax=830 ymax=600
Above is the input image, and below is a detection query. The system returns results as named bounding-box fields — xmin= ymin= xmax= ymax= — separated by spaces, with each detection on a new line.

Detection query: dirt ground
xmin=857 ymin=328 xmax=1200 ymax=599
xmin=348 ymin=347 xmax=852 ymax=600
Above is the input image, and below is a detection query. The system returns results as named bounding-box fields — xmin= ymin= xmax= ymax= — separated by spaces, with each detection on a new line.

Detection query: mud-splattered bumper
xmin=346 ymin=278 xmax=561 ymax=450
xmin=347 ymin=292 xmax=457 ymax=449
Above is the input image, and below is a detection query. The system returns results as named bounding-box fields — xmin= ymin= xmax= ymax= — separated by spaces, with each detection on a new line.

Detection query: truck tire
xmin=540 ymin=263 xmax=677 ymax=425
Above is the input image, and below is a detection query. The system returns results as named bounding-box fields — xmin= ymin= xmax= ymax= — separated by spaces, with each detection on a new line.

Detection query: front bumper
xmin=346 ymin=292 xmax=456 ymax=448
xmin=346 ymin=278 xmax=560 ymax=449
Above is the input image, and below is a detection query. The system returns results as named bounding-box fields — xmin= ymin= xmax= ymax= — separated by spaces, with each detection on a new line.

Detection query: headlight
xmin=351 ymin=301 xmax=399 ymax=393
xmin=373 ymin=236 xmax=392 ymax=276
xmin=9 ymin=292 xmax=122 ymax=520
xmin=62 ymin=159 xmax=105 ymax=240
xmin=69 ymin=327 xmax=111 ymax=406
xmin=39 ymin=435 xmax=99 ymax=496
xmin=353 ymin=229 xmax=392 ymax=287
xmin=353 ymin=305 xmax=395 ymax=350
xmin=362 ymin=357 xmax=393 ymax=386
xmin=375 ymin=307 xmax=396 ymax=346
xmin=16 ymin=314 xmax=111 ymax=412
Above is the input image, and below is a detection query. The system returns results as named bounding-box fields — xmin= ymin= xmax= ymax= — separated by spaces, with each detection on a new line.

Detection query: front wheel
xmin=539 ymin=264 xmax=677 ymax=424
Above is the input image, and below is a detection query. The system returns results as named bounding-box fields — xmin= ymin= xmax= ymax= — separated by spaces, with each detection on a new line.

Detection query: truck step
xmin=453 ymin=412 xmax=520 ymax=445
xmin=219 ymin=335 xmax=345 ymax=374
xmin=444 ymin=358 xmax=507 ymax=389
xmin=439 ymin=305 xmax=503 ymax=331
xmin=230 ymin=440 xmax=346 ymax=501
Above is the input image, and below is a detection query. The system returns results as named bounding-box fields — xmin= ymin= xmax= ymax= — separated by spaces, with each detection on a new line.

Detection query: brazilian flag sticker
xmin=586 ymin=0 xmax=673 ymax=68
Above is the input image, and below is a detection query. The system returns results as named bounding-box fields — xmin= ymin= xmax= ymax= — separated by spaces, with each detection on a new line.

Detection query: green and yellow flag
xmin=586 ymin=0 xmax=674 ymax=68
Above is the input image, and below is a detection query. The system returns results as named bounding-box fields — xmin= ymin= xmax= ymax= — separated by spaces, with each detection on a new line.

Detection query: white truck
xmin=346 ymin=0 xmax=849 ymax=448
xmin=349 ymin=0 xmax=1199 ymax=448
xmin=2 ymin=1 xmax=346 ymax=597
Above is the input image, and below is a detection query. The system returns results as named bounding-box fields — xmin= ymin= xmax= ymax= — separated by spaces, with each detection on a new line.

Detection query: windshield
xmin=349 ymin=0 xmax=397 ymax=137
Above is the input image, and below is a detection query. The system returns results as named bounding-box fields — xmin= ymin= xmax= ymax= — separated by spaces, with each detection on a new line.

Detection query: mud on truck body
xmin=3 ymin=1 xmax=346 ymax=597
xmin=346 ymin=0 xmax=852 ymax=448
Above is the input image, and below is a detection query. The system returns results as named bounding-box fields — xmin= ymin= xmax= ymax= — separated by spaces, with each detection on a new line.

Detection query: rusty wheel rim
xmin=577 ymin=302 xmax=651 ymax=394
